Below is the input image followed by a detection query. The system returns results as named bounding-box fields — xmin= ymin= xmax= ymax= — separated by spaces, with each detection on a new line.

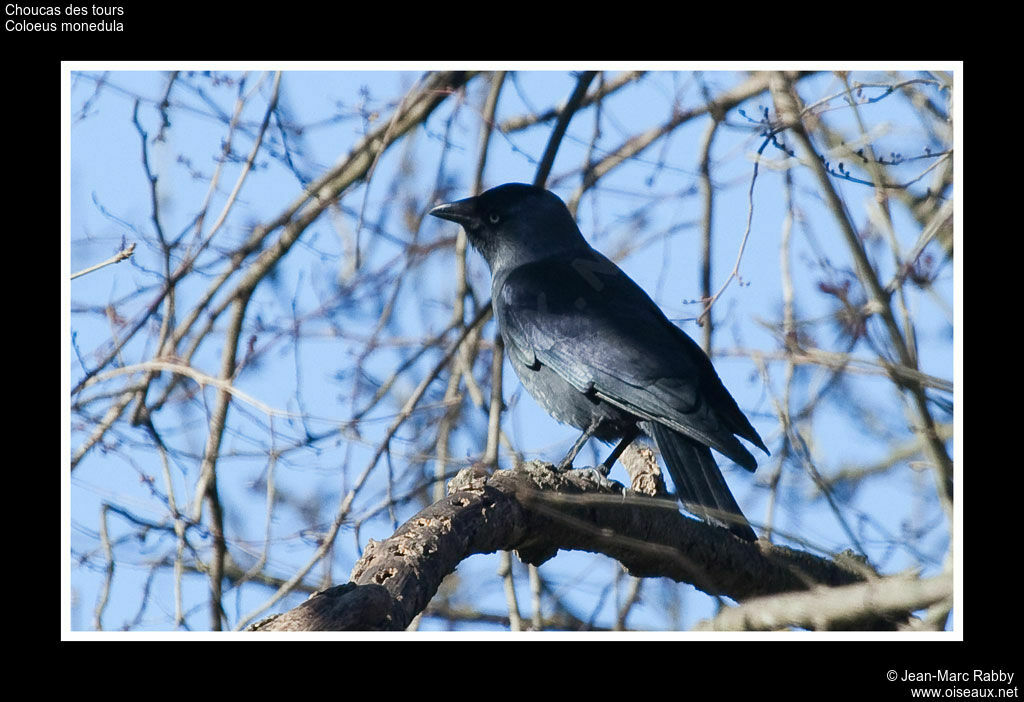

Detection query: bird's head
xmin=429 ymin=183 xmax=588 ymax=273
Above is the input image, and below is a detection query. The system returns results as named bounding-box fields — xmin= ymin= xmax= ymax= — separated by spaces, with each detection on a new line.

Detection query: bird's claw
xmin=550 ymin=460 xmax=618 ymax=491
xmin=575 ymin=466 xmax=620 ymax=492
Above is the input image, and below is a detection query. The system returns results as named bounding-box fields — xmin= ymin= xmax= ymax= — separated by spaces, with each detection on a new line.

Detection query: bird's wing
xmin=496 ymin=253 xmax=766 ymax=470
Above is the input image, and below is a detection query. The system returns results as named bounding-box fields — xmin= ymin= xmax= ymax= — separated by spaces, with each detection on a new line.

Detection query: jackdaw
xmin=429 ymin=183 xmax=768 ymax=541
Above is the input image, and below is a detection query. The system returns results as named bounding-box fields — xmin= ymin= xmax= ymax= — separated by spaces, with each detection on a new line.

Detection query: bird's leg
xmin=557 ymin=417 xmax=602 ymax=471
xmin=556 ymin=419 xmax=629 ymax=493
xmin=596 ymin=426 xmax=639 ymax=477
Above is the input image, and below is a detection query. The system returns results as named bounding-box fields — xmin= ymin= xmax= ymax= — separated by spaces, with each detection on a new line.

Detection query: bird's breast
xmin=507 ymin=350 xmax=634 ymax=440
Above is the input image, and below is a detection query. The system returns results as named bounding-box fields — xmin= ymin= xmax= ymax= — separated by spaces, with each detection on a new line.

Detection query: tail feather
xmin=644 ymin=421 xmax=757 ymax=542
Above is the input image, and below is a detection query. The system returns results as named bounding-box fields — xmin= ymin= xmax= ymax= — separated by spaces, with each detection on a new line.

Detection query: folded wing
xmin=496 ymin=253 xmax=767 ymax=471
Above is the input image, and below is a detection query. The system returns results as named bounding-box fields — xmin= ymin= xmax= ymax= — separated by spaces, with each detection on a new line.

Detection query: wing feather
xmin=497 ymin=253 xmax=766 ymax=470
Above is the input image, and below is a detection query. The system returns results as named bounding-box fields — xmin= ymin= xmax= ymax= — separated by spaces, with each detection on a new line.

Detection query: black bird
xmin=429 ymin=183 xmax=768 ymax=541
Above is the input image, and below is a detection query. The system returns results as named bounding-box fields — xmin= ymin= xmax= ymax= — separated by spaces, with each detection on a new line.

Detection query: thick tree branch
xmin=253 ymin=461 xmax=886 ymax=631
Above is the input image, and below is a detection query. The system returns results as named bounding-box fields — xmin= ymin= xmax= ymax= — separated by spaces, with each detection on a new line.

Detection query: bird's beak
xmin=429 ymin=195 xmax=481 ymax=229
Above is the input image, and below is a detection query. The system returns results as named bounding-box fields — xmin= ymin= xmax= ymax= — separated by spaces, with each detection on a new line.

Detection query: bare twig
xmin=696 ymin=572 xmax=951 ymax=631
xmin=70 ymin=242 xmax=135 ymax=280
xmin=770 ymin=72 xmax=953 ymax=519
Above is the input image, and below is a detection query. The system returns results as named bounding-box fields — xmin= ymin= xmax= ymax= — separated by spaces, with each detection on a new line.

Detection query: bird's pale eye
xmin=488 ymin=212 xmax=500 ymax=224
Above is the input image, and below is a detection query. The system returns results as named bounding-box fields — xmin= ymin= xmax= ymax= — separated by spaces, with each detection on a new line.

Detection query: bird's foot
xmin=574 ymin=465 xmax=621 ymax=492
xmin=551 ymin=457 xmax=621 ymax=491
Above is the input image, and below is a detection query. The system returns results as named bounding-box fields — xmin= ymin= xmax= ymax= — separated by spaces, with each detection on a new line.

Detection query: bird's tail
xmin=645 ymin=421 xmax=757 ymax=541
